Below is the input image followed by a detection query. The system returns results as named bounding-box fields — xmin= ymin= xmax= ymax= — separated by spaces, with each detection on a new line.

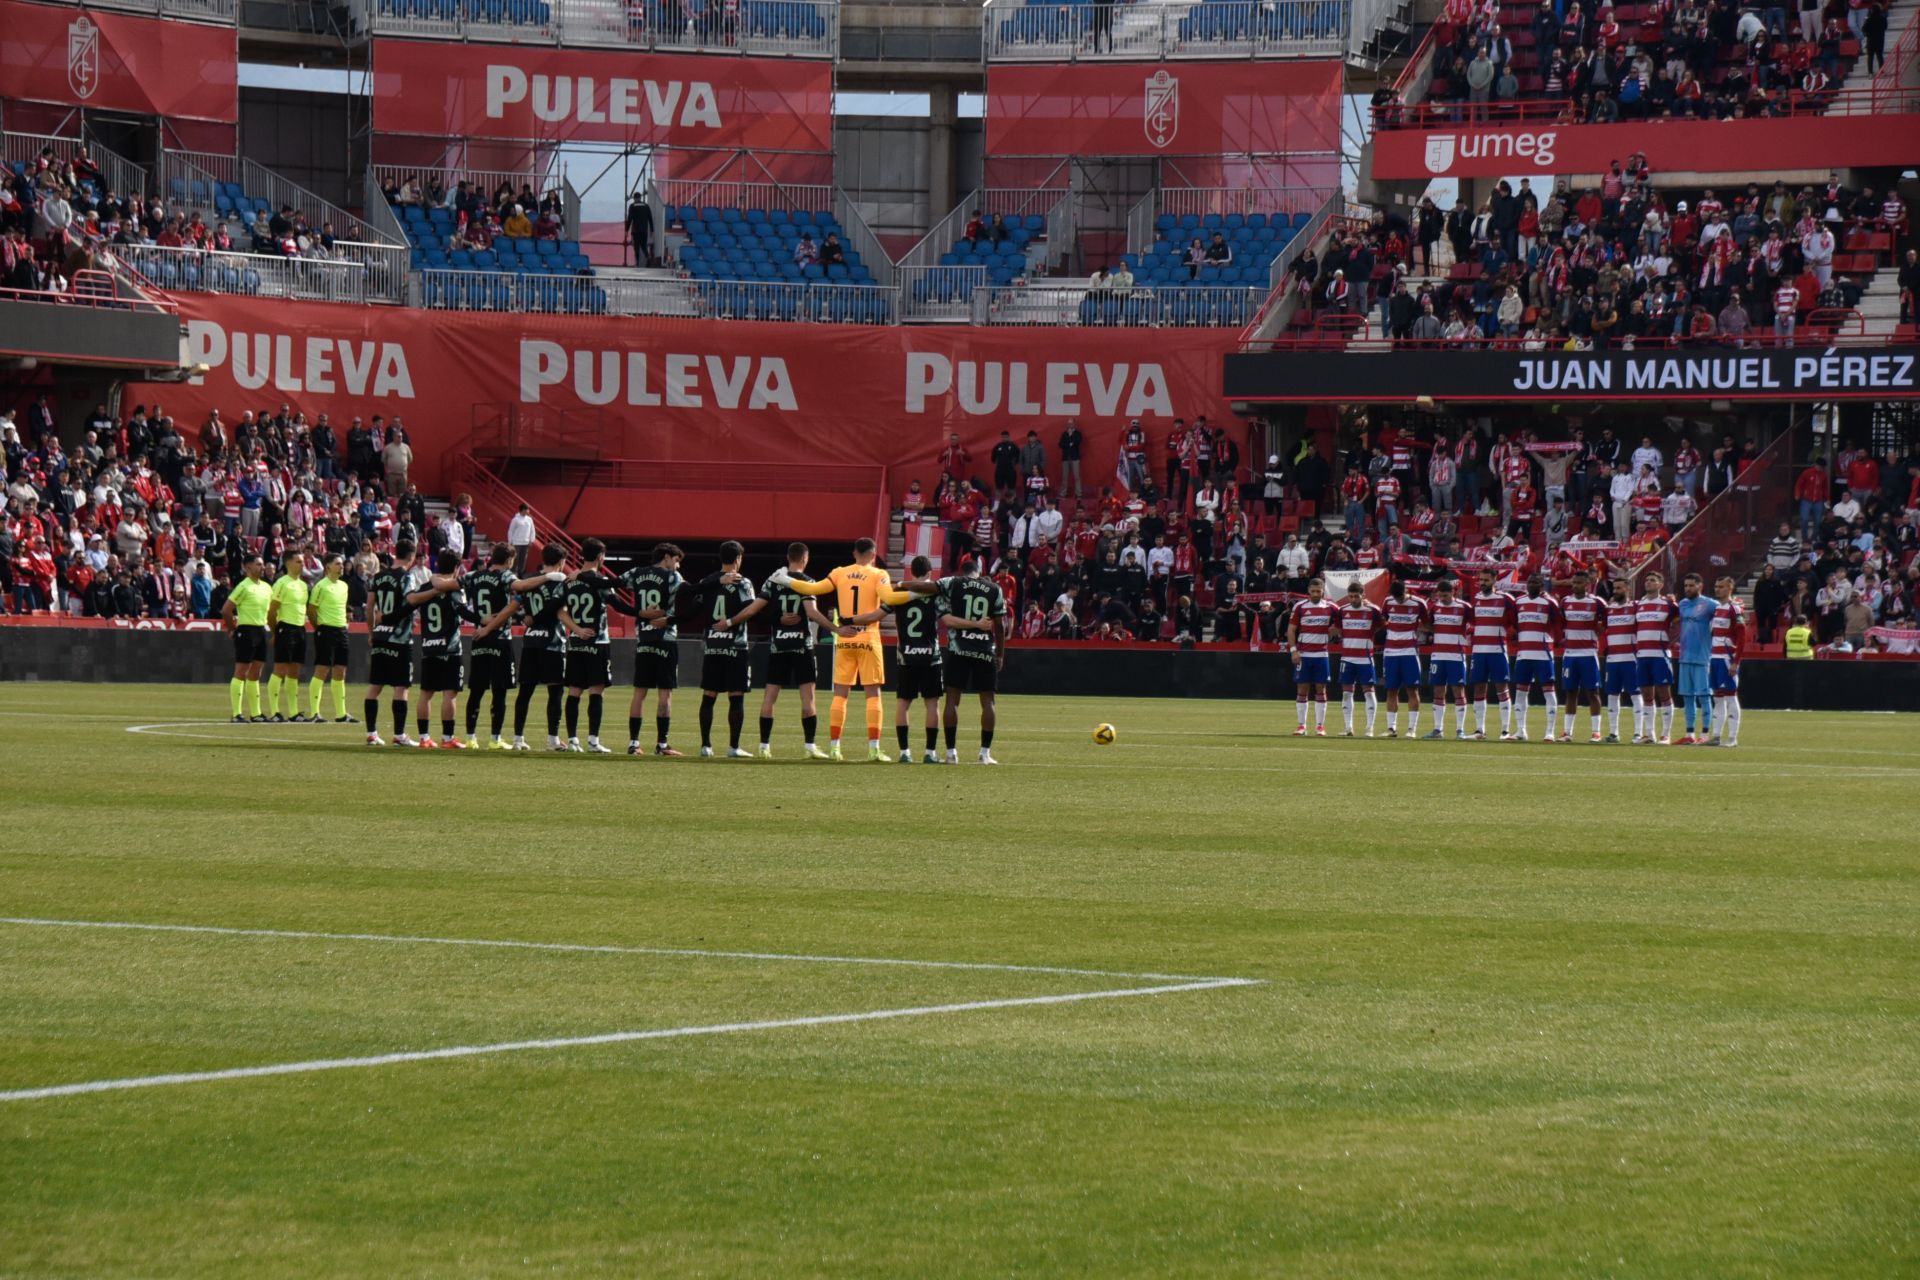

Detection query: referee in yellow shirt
xmin=221 ymin=554 xmax=272 ymax=722
xmin=307 ymin=556 xmax=354 ymax=723
xmin=266 ymin=552 xmax=310 ymax=722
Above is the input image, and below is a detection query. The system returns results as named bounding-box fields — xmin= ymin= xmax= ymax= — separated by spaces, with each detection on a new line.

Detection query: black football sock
xmin=656 ymin=714 xmax=670 ymax=746
xmin=417 ymin=715 xmax=429 ymax=738
xmin=364 ymin=698 xmax=379 ymax=728
xmin=442 ymin=718 xmax=455 ymax=740
xmin=943 ymin=722 xmax=957 ymax=750
xmin=514 ymin=684 xmax=534 ymax=736
xmin=587 ymin=693 xmax=603 ymax=739
xmin=564 ymin=694 xmax=581 ymax=739
xmin=982 ymin=728 xmax=995 ymax=750
xmin=392 ymin=699 xmax=407 ymax=736
xmin=490 ymin=690 xmax=507 ymax=738
xmin=698 ymin=696 xmax=715 ymax=747
xmin=896 ymin=723 xmax=910 ymax=751
xmin=629 ymin=715 xmax=642 ymax=743
xmin=727 ymin=697 xmax=744 ymax=750
xmin=759 ymin=716 xmax=774 ymax=746
xmin=465 ymin=699 xmax=480 ymax=736
xmin=802 ymin=714 xmax=817 ymax=745
xmin=925 ymin=725 xmax=939 ymax=752
xmin=545 ymin=687 xmax=562 ymax=736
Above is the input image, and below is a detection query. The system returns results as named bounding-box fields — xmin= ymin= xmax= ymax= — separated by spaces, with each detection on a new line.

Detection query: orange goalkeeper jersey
xmin=827 ymin=563 xmax=892 ymax=648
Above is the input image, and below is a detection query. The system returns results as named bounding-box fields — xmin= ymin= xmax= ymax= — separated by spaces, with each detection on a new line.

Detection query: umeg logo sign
xmin=1423 ymin=129 xmax=1560 ymax=174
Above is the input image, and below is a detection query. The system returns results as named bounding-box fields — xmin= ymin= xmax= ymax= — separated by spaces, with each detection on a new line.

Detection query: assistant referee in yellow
xmin=306 ymin=556 xmax=355 ymax=723
xmin=266 ymin=551 xmax=311 ymax=722
xmin=222 ymin=553 xmax=273 ymax=722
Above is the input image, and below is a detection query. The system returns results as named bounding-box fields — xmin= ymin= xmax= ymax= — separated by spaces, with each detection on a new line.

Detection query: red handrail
xmin=0 ymin=276 xmax=175 ymax=314
xmin=1258 ymin=321 xmax=1892 ymax=352
xmin=449 ymin=453 xmax=583 ymax=563
xmin=1373 ymin=81 xmax=1917 ymax=130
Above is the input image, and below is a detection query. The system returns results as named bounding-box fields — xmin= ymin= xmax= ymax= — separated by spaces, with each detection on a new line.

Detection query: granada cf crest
xmin=1144 ymin=70 xmax=1179 ymax=150
xmin=68 ymin=15 xmax=100 ymax=100
xmin=1423 ymin=134 xmax=1457 ymax=175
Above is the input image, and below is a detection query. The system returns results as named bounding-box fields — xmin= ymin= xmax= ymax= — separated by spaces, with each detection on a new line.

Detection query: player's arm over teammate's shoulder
xmin=845 ymin=579 xmax=940 ymax=627
xmin=770 ymin=567 xmax=834 ymax=596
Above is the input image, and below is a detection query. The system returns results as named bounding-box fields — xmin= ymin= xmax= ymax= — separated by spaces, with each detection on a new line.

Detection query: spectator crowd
xmin=0 ymin=396 xmax=480 ymax=624
xmin=4 ymin=144 xmax=352 ymax=300
xmin=907 ymin=412 xmax=1919 ymax=648
xmin=1395 ymin=0 xmax=1893 ymax=124
xmin=1288 ymin=170 xmax=1908 ymax=348
xmin=380 ymin=172 xmax=570 ymax=253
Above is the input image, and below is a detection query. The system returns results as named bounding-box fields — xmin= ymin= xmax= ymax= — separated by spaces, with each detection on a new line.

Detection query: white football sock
xmin=1499 ymin=697 xmax=1513 ymax=733
xmin=1314 ymin=698 xmax=1327 ymax=728
xmin=1515 ymin=689 xmax=1530 ymax=733
xmin=1341 ymin=691 xmax=1355 ymax=731
xmin=1606 ymin=694 xmax=1620 ymax=734
xmin=1296 ymin=699 xmax=1308 ymax=729
xmin=1364 ymin=691 xmax=1378 ymax=734
xmin=1544 ymin=692 xmax=1558 ymax=734
xmin=1474 ymin=699 xmax=1487 ymax=732
xmin=1728 ymin=699 xmax=1741 ymax=740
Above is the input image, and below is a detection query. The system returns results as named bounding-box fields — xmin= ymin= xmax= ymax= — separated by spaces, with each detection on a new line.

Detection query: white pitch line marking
xmin=0 ymin=917 xmax=1241 ymax=984
xmin=125 ymin=721 xmax=328 ymax=743
xmin=0 ymin=978 xmax=1253 ymax=1103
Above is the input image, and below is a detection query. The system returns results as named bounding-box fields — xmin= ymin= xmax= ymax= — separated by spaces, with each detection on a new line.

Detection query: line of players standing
xmin=1284 ymin=568 xmax=1749 ymax=745
xmin=229 ymin=535 xmax=1010 ymax=762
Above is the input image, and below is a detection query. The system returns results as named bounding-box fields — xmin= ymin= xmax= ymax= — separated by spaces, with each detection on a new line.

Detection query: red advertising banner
xmin=1371 ymin=113 xmax=1920 ymax=180
xmin=136 ymin=295 xmax=1240 ymax=499
xmin=984 ymin=60 xmax=1342 ymax=156
xmin=0 ymin=0 xmax=237 ymax=122
xmin=371 ymin=39 xmax=833 ymax=151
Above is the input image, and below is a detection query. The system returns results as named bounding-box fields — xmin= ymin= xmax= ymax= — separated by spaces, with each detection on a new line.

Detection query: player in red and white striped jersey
xmin=1379 ymin=580 xmax=1430 ymax=738
xmin=1601 ymin=577 xmax=1642 ymax=741
xmin=1426 ymin=577 xmax=1473 ymax=739
xmin=1288 ymin=579 xmax=1338 ymax=736
xmin=1468 ymin=569 xmax=1517 ymax=740
xmin=1510 ymin=575 xmax=1561 ymax=742
xmin=1334 ymin=582 xmax=1385 ymax=737
xmin=1557 ymin=571 xmax=1608 ymax=742
xmin=1708 ymin=575 xmax=1746 ymax=746
xmin=1634 ymin=573 xmax=1680 ymax=744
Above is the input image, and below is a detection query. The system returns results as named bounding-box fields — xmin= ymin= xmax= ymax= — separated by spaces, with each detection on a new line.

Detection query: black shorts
xmin=232 ymin=625 xmax=268 ymax=665
xmin=945 ymin=656 xmax=998 ymax=693
xmin=895 ymin=662 xmax=945 ymax=701
xmin=700 ymin=651 xmax=751 ymax=694
xmin=520 ymin=645 xmax=567 ymax=687
xmin=565 ymin=648 xmax=612 ymax=690
xmin=312 ymin=625 xmax=349 ymax=668
xmin=272 ymin=624 xmax=306 ymax=666
xmin=421 ymin=650 xmax=466 ymax=694
xmin=368 ymin=645 xmax=413 ymax=689
xmin=633 ymin=646 xmax=679 ymax=690
xmin=469 ymin=649 xmax=516 ymax=690
xmin=765 ymin=649 xmax=817 ymax=689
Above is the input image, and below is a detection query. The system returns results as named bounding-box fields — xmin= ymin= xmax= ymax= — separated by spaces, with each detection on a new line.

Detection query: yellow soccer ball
xmin=1092 ymin=723 xmax=1117 ymax=746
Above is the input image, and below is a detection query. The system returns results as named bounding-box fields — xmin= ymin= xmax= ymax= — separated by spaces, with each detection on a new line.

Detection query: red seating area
xmin=1393 ymin=0 xmax=1868 ymax=125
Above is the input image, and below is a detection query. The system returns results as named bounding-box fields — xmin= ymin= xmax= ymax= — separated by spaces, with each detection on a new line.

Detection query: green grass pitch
xmin=2 ymin=682 xmax=1917 ymax=1276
